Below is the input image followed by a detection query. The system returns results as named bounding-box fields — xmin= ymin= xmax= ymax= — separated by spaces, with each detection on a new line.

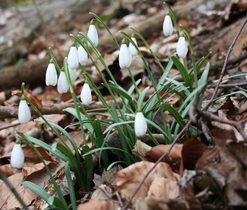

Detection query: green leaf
xmin=171 ymin=56 xmax=191 ymax=89
xmin=137 ymin=86 xmax=150 ymax=108
xmin=22 ymin=182 xmax=67 ymax=210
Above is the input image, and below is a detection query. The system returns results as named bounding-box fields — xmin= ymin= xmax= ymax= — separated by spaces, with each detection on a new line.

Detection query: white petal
xmin=119 ymin=44 xmax=132 ymax=68
xmin=177 ymin=37 xmax=188 ymax=58
xmin=68 ymin=46 xmax=79 ymax=69
xmin=69 ymin=67 xmax=77 ymax=82
xmin=129 ymin=37 xmax=138 ymax=56
xmin=80 ymin=83 xmax=92 ymax=106
xmin=134 ymin=112 xmax=147 ymax=137
xmin=87 ymin=25 xmax=98 ymax=47
xmin=18 ymin=100 xmax=31 ymax=124
xmin=78 ymin=45 xmax=88 ymax=65
xmin=163 ymin=15 xmax=173 ymax=36
xmin=11 ymin=144 xmax=25 ymax=168
xmin=45 ymin=63 xmax=57 ymax=86
xmin=57 ymin=72 xmax=69 ymax=94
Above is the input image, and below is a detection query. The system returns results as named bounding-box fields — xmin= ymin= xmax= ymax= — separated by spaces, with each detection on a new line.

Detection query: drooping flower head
xmin=119 ymin=39 xmax=132 ymax=68
xmin=78 ymin=45 xmax=88 ymax=66
xmin=10 ymin=139 xmax=25 ymax=169
xmin=163 ymin=15 xmax=173 ymax=36
xmin=177 ymin=34 xmax=188 ymax=58
xmin=45 ymin=62 xmax=57 ymax=86
xmin=129 ymin=35 xmax=138 ymax=56
xmin=87 ymin=20 xmax=98 ymax=47
xmin=68 ymin=43 xmax=79 ymax=70
xmin=69 ymin=66 xmax=77 ymax=82
xmin=134 ymin=112 xmax=147 ymax=137
xmin=18 ymin=99 xmax=31 ymax=124
xmin=57 ymin=71 xmax=69 ymax=94
xmin=80 ymin=82 xmax=92 ymax=106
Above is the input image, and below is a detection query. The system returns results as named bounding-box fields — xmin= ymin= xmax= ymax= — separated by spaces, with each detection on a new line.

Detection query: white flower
xmin=18 ymin=100 xmax=31 ymax=124
xmin=80 ymin=83 xmax=92 ymax=106
xmin=119 ymin=44 xmax=132 ymax=68
xmin=177 ymin=36 xmax=188 ymax=58
xmin=129 ymin=37 xmax=138 ymax=56
xmin=69 ymin=66 xmax=77 ymax=82
xmin=57 ymin=72 xmax=69 ymax=94
xmin=68 ymin=46 xmax=79 ymax=69
xmin=11 ymin=141 xmax=25 ymax=168
xmin=45 ymin=63 xmax=57 ymax=86
xmin=163 ymin=15 xmax=173 ymax=36
xmin=78 ymin=45 xmax=88 ymax=66
xmin=87 ymin=25 xmax=98 ymax=47
xmin=134 ymin=112 xmax=147 ymax=137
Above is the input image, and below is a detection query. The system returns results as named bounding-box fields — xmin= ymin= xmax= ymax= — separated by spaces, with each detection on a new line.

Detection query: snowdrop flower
xmin=18 ymin=100 xmax=31 ymax=124
xmin=57 ymin=72 xmax=69 ymax=94
xmin=87 ymin=24 xmax=98 ymax=47
xmin=177 ymin=36 xmax=188 ymax=58
xmin=69 ymin=66 xmax=77 ymax=82
xmin=78 ymin=45 xmax=88 ymax=66
xmin=134 ymin=112 xmax=147 ymax=137
xmin=68 ymin=45 xmax=79 ymax=70
xmin=119 ymin=41 xmax=132 ymax=68
xmin=80 ymin=83 xmax=92 ymax=106
xmin=163 ymin=15 xmax=173 ymax=36
xmin=45 ymin=63 xmax=57 ymax=86
xmin=129 ymin=37 xmax=138 ymax=56
xmin=11 ymin=139 xmax=25 ymax=169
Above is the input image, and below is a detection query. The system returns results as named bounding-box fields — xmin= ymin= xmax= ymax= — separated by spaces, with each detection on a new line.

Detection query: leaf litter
xmin=1 ymin=0 xmax=247 ymax=210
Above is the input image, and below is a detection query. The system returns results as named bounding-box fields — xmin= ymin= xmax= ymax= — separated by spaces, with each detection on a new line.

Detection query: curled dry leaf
xmin=180 ymin=139 xmax=207 ymax=174
xmin=77 ymin=198 xmax=119 ymax=210
xmin=12 ymin=89 xmax=43 ymax=109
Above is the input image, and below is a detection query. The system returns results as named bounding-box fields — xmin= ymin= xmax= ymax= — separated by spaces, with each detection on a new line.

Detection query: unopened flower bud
xmin=80 ymin=83 xmax=92 ymax=106
xmin=134 ymin=112 xmax=147 ymax=137
xmin=68 ymin=46 xmax=79 ymax=69
xmin=87 ymin=24 xmax=98 ymax=47
xmin=163 ymin=15 xmax=173 ymax=36
xmin=10 ymin=140 xmax=25 ymax=169
xmin=177 ymin=36 xmax=188 ymax=58
xmin=78 ymin=45 xmax=88 ymax=66
xmin=129 ymin=37 xmax=138 ymax=56
xmin=57 ymin=72 xmax=69 ymax=94
xmin=45 ymin=63 xmax=57 ymax=86
xmin=119 ymin=43 xmax=132 ymax=68
xmin=18 ymin=100 xmax=31 ymax=124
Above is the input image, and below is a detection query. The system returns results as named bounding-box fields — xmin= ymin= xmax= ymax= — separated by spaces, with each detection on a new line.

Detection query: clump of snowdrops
xmin=13 ymin=3 xmax=223 ymax=209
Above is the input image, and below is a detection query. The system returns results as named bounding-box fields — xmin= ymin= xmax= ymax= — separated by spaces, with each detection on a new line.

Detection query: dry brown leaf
xmin=0 ymin=164 xmax=15 ymax=176
xmin=23 ymin=144 xmax=58 ymax=164
xmin=147 ymin=177 xmax=179 ymax=200
xmin=77 ymin=198 xmax=119 ymax=210
xmin=12 ymin=89 xmax=43 ymax=109
xmin=195 ymin=147 xmax=219 ymax=170
xmin=132 ymin=140 xmax=152 ymax=160
xmin=180 ymin=139 xmax=207 ymax=174
xmin=145 ymin=144 xmax=182 ymax=172
xmin=115 ymin=161 xmax=179 ymax=208
xmin=0 ymin=172 xmax=36 ymax=209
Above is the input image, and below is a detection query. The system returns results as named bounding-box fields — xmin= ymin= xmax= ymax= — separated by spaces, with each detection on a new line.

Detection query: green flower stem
xmin=65 ymin=161 xmax=77 ymax=210
xmin=19 ymin=134 xmax=68 ymax=210
xmin=89 ymin=12 xmax=120 ymax=49
xmin=49 ymin=47 xmax=61 ymax=73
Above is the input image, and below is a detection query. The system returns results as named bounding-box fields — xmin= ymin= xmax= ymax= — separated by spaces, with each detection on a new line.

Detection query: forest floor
xmin=1 ymin=0 xmax=247 ymax=209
